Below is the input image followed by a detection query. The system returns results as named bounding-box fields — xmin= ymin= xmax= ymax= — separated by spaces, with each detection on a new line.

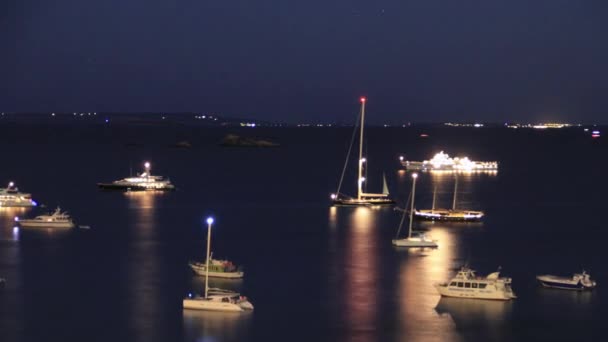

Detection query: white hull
xmin=189 ymin=264 xmax=244 ymax=279
xmin=18 ymin=221 xmax=74 ymax=229
xmin=183 ymin=299 xmax=248 ymax=312
xmin=435 ymin=285 xmax=514 ymax=300
xmin=392 ymin=237 xmax=438 ymax=247
xmin=0 ymin=200 xmax=35 ymax=207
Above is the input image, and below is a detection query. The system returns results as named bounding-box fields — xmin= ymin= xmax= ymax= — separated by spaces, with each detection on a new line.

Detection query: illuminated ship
xmin=16 ymin=207 xmax=75 ymax=229
xmin=97 ymin=162 xmax=175 ymax=191
xmin=402 ymin=151 xmax=498 ymax=172
xmin=414 ymin=175 xmax=484 ymax=222
xmin=435 ymin=267 xmax=517 ymax=300
xmin=330 ymin=98 xmax=395 ymax=206
xmin=0 ymin=182 xmax=37 ymax=207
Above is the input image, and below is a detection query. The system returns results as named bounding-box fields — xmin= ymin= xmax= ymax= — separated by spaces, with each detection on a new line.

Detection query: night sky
xmin=2 ymin=0 xmax=607 ymax=123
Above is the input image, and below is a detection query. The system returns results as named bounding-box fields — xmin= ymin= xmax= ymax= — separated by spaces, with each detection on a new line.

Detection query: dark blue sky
xmin=2 ymin=0 xmax=607 ymax=123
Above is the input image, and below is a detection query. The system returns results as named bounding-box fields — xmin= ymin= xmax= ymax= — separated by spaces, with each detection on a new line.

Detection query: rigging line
xmin=335 ymin=109 xmax=362 ymax=196
xmin=394 ymin=189 xmax=413 ymax=239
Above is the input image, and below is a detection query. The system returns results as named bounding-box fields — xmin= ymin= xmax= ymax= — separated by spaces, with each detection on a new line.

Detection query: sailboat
xmin=414 ymin=174 xmax=484 ymax=222
xmin=392 ymin=173 xmax=438 ymax=247
xmin=331 ymin=97 xmax=395 ymax=206
xmin=183 ymin=217 xmax=254 ymax=312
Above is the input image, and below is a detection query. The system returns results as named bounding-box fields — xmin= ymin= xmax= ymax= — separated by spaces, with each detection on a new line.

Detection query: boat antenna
xmin=335 ymin=102 xmax=363 ymax=197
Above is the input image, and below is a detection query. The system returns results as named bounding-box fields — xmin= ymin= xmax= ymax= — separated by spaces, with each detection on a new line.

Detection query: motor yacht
xmin=0 ymin=182 xmax=37 ymax=207
xmin=435 ymin=267 xmax=516 ymax=300
xmin=16 ymin=207 xmax=75 ymax=229
xmin=97 ymin=162 xmax=175 ymax=191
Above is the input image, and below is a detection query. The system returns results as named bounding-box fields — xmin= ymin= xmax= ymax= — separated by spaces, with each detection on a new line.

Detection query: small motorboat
xmin=536 ymin=271 xmax=597 ymax=291
xmin=189 ymin=254 xmax=244 ymax=279
xmin=0 ymin=278 xmax=5 ymax=288
xmin=16 ymin=207 xmax=75 ymax=229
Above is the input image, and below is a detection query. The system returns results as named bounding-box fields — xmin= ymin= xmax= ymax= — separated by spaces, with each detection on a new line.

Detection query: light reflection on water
xmin=394 ymin=226 xmax=461 ymax=342
xmin=0 ymin=208 xmax=28 ymax=241
xmin=435 ymin=297 xmax=513 ymax=340
xmin=183 ymin=310 xmax=252 ymax=342
xmin=124 ymin=191 xmax=163 ymax=342
xmin=343 ymin=207 xmax=378 ymax=340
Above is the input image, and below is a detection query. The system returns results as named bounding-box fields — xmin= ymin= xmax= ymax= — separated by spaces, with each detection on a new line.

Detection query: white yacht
xmin=537 ymin=271 xmax=597 ymax=291
xmin=16 ymin=207 xmax=75 ymax=229
xmin=183 ymin=217 xmax=254 ymax=312
xmin=97 ymin=162 xmax=175 ymax=191
xmin=392 ymin=173 xmax=438 ymax=247
xmin=435 ymin=267 xmax=516 ymax=300
xmin=0 ymin=182 xmax=37 ymax=207
xmin=331 ymin=98 xmax=395 ymax=206
xmin=402 ymin=151 xmax=498 ymax=172
xmin=183 ymin=289 xmax=254 ymax=312
xmin=189 ymin=254 xmax=244 ymax=279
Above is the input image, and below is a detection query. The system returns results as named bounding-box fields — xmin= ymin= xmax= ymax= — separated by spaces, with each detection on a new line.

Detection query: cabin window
xmin=479 ymin=283 xmax=487 ymax=289
xmin=450 ymin=282 xmax=456 ymax=286
xmin=464 ymin=283 xmax=471 ymax=288
xmin=472 ymin=283 xmax=478 ymax=288
xmin=457 ymin=282 xmax=464 ymax=287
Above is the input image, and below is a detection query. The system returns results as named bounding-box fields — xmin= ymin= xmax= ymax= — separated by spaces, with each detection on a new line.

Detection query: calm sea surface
xmin=0 ymin=124 xmax=606 ymax=342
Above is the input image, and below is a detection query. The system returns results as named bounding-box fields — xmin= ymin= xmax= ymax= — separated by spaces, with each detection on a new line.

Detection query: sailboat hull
xmin=332 ymin=198 xmax=395 ymax=206
xmin=391 ymin=238 xmax=438 ymax=247
xmin=414 ymin=210 xmax=483 ymax=222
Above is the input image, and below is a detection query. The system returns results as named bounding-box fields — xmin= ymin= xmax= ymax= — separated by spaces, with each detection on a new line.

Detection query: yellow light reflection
xmin=183 ymin=310 xmax=252 ymax=342
xmin=343 ymin=206 xmax=378 ymax=337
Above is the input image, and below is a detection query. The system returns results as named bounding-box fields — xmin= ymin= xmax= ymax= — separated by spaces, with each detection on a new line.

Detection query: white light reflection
xmin=395 ymin=226 xmax=460 ymax=341
xmin=124 ymin=190 xmax=163 ymax=341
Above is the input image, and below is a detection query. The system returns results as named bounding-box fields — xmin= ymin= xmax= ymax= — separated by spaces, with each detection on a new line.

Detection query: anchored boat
xmin=331 ymin=97 xmax=395 ymax=206
xmin=415 ymin=175 xmax=484 ymax=222
xmin=537 ymin=271 xmax=597 ymax=291
xmin=392 ymin=173 xmax=438 ymax=247
xmin=16 ymin=207 xmax=75 ymax=229
xmin=189 ymin=254 xmax=244 ymax=279
xmin=97 ymin=162 xmax=175 ymax=191
xmin=435 ymin=267 xmax=516 ymax=300
xmin=402 ymin=151 xmax=498 ymax=172
xmin=0 ymin=182 xmax=37 ymax=207
xmin=183 ymin=217 xmax=253 ymax=312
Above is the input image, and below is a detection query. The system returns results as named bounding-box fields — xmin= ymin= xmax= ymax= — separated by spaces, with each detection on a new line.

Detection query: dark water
xmin=0 ymin=124 xmax=606 ymax=341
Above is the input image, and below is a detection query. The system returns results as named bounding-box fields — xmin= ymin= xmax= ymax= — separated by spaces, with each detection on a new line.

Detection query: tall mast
xmin=432 ymin=184 xmax=437 ymax=211
xmin=357 ymin=97 xmax=366 ymax=200
xmin=204 ymin=217 xmax=214 ymax=298
xmin=409 ymin=173 xmax=418 ymax=238
xmin=452 ymin=175 xmax=458 ymax=210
